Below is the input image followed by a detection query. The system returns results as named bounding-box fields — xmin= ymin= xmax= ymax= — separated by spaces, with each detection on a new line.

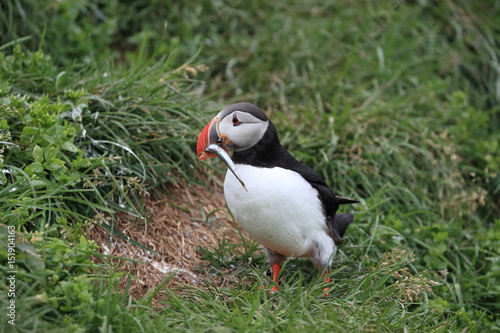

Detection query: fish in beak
xmin=196 ymin=116 xmax=248 ymax=191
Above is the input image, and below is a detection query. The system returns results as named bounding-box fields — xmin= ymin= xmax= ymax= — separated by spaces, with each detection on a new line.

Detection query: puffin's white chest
xmin=223 ymin=165 xmax=329 ymax=257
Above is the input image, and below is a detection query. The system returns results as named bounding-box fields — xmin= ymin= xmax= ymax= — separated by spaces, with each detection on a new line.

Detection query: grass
xmin=1 ymin=0 xmax=499 ymax=332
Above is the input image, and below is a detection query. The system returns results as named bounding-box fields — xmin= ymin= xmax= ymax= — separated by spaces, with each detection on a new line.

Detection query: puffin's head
xmin=196 ymin=103 xmax=270 ymax=160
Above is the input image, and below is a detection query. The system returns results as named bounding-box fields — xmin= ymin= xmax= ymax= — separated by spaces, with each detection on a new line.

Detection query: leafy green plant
xmin=0 ymin=39 xmax=206 ymax=229
xmin=0 ymin=225 xmax=154 ymax=332
xmin=0 ymin=33 xmax=206 ymax=331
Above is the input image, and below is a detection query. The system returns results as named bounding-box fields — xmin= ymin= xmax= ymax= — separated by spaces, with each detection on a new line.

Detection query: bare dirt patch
xmin=88 ymin=179 xmax=250 ymax=300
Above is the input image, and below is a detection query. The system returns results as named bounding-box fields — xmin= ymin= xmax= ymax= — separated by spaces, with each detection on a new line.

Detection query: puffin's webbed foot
xmin=264 ymin=248 xmax=286 ymax=292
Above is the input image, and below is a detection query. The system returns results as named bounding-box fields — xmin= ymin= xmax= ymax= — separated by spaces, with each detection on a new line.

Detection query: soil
xmin=88 ymin=178 xmax=252 ymax=301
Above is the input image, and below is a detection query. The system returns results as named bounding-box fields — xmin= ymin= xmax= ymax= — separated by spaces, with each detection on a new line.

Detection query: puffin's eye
xmin=232 ymin=114 xmax=242 ymax=126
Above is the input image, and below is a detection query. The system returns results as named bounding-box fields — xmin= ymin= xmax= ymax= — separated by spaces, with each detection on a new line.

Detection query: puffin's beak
xmin=197 ymin=116 xmax=247 ymax=191
xmin=196 ymin=116 xmax=222 ymax=160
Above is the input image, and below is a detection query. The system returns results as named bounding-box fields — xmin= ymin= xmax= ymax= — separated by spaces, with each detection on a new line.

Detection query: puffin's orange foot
xmin=258 ymin=263 xmax=282 ymax=293
xmin=258 ymin=285 xmax=279 ymax=293
xmin=322 ymin=276 xmax=332 ymax=296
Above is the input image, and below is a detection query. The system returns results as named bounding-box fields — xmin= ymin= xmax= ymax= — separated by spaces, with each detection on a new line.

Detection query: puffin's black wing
xmin=273 ymin=149 xmax=358 ymax=244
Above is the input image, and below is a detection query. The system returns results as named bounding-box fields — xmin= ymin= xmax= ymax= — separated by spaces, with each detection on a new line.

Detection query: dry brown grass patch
xmin=88 ymin=180 xmax=249 ymax=300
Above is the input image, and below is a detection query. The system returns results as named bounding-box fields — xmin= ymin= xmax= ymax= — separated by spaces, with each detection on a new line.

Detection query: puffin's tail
xmin=334 ymin=213 xmax=354 ymax=238
xmin=335 ymin=196 xmax=360 ymax=205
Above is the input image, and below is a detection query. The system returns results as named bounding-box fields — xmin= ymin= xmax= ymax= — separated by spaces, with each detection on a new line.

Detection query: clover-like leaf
xmin=25 ymin=161 xmax=44 ymax=175
xmin=62 ymin=141 xmax=79 ymax=153
xmin=33 ymin=145 xmax=44 ymax=163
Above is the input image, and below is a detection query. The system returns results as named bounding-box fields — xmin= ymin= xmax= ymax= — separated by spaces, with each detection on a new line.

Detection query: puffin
xmin=196 ymin=102 xmax=358 ymax=291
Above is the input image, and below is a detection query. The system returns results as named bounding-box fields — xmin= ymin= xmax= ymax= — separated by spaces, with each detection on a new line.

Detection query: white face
xmin=217 ymin=110 xmax=269 ymax=151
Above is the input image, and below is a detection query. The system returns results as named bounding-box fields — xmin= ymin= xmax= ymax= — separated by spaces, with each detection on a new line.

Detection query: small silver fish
xmin=204 ymin=144 xmax=248 ymax=192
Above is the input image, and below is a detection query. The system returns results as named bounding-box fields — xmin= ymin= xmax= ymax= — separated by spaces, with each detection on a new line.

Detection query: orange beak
xmin=196 ymin=117 xmax=220 ymax=160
